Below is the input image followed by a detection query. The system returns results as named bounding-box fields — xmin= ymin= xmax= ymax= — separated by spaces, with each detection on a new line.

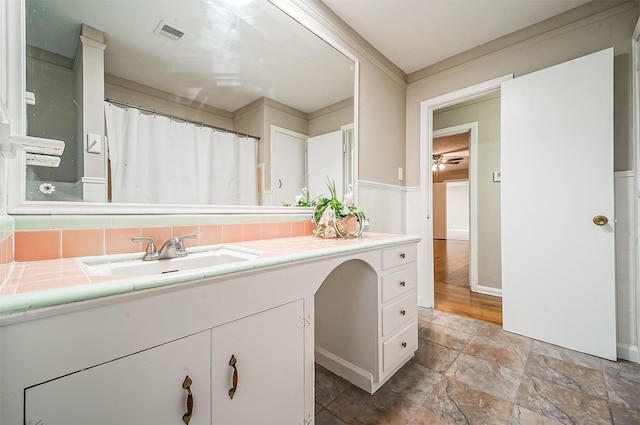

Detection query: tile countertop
xmin=0 ymin=233 xmax=420 ymax=316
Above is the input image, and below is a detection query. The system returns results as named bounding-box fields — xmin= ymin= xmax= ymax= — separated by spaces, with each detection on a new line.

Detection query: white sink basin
xmin=84 ymin=248 xmax=258 ymax=276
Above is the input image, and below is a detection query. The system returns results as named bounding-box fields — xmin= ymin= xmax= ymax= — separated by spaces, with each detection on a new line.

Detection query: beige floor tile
xmin=525 ymin=352 xmax=608 ymax=399
xmin=407 ymin=407 xmax=454 ymax=425
xmin=316 ymin=363 xmax=351 ymax=407
xmin=420 ymin=322 xmax=474 ymax=351
xmin=446 ymin=352 xmax=522 ymax=402
xmin=463 ymin=335 xmax=530 ymax=372
xmin=516 ymin=375 xmax=612 ymax=425
xmin=422 ymin=376 xmax=513 ymax=425
xmin=385 ymin=361 xmax=442 ymax=405
xmin=327 ymin=386 xmax=419 ymax=425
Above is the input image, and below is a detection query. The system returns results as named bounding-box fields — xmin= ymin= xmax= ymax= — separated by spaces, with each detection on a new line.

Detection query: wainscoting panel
xmin=357 ymin=181 xmax=405 ymax=234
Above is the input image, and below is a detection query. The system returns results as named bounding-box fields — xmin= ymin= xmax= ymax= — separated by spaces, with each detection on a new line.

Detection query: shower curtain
xmin=105 ymin=102 xmax=257 ymax=205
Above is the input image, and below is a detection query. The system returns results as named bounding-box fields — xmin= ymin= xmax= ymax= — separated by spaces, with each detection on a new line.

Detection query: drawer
xmin=382 ymin=292 xmax=417 ymax=337
xmin=383 ymin=322 xmax=417 ymax=372
xmin=381 ymin=266 xmax=416 ymax=304
xmin=382 ymin=245 xmax=417 ymax=270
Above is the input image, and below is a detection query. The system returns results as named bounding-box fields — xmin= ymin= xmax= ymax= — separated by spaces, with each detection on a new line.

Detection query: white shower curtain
xmin=105 ymin=102 xmax=257 ymax=205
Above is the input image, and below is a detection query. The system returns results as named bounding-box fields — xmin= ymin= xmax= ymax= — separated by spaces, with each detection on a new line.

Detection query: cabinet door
xmin=211 ymin=300 xmax=305 ymax=425
xmin=24 ymin=331 xmax=211 ymax=425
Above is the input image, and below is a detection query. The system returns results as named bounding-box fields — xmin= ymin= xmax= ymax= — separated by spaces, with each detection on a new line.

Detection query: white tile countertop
xmin=0 ymin=233 xmax=420 ymax=316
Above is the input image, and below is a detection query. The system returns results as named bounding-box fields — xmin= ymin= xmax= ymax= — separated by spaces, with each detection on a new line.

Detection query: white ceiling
xmin=26 ymin=0 xmax=354 ymax=114
xmin=321 ymin=0 xmax=595 ymax=74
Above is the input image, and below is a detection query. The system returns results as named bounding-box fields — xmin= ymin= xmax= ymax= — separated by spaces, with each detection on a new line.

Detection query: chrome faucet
xmin=132 ymin=234 xmax=197 ymax=261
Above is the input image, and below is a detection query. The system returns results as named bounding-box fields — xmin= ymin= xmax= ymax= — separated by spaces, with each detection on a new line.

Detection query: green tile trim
xmin=13 ymin=213 xmax=313 ymax=230
xmin=28 ymin=280 xmax=135 ymax=310
xmin=132 ymin=270 xmax=206 ymax=290
xmin=0 ymin=215 xmax=14 ymax=235
xmin=0 ymin=293 xmax=31 ymax=314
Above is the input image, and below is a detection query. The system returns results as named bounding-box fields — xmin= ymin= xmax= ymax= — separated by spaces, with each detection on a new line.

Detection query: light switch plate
xmin=86 ymin=133 xmax=101 ymax=154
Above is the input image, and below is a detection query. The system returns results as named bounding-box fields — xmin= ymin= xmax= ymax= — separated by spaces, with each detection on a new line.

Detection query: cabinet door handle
xmin=400 ymin=253 xmax=406 ymax=259
xmin=228 ymin=355 xmax=239 ymax=399
xmin=401 ymin=342 xmax=407 ymax=348
xmin=400 ymin=281 xmax=406 ymax=287
xmin=182 ymin=375 xmax=194 ymax=425
xmin=400 ymin=309 xmax=406 ymax=316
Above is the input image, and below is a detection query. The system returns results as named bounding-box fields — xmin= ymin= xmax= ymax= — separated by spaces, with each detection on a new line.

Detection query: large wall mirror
xmin=18 ymin=0 xmax=356 ymax=211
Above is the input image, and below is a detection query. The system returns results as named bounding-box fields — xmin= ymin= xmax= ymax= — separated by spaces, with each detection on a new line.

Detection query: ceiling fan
xmin=432 ymin=150 xmax=467 ymax=172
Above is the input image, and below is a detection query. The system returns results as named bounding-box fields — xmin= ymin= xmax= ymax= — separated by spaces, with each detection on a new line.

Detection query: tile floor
xmin=315 ymin=308 xmax=640 ymax=425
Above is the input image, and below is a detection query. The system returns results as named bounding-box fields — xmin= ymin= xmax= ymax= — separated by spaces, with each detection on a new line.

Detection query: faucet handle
xmin=176 ymin=234 xmax=197 ymax=254
xmin=132 ymin=237 xmax=159 ymax=260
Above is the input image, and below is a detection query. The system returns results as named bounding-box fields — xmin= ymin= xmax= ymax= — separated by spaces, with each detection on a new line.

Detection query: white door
xmin=272 ymin=127 xmax=306 ymax=206
xmin=501 ymin=48 xmax=616 ymax=360
xmin=307 ymin=130 xmax=344 ymax=200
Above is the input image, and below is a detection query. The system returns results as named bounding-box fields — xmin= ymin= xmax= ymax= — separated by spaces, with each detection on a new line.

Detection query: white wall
xmin=446 ymin=181 xmax=469 ymax=241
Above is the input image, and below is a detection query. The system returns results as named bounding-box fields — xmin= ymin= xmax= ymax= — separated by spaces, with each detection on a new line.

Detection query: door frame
xmin=432 ymin=123 xmax=479 ymax=292
xmin=417 ymin=74 xmax=512 ymax=308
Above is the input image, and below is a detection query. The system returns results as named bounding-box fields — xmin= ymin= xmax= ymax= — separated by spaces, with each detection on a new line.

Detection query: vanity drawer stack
xmin=380 ymin=244 xmax=418 ymax=373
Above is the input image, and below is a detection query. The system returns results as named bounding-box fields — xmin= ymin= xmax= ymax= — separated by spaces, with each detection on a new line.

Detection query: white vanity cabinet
xmin=1 ymin=235 xmax=421 ymax=425
xmin=315 ymin=243 xmax=418 ymax=394
xmin=24 ymin=331 xmax=212 ymax=425
xmin=21 ymin=300 xmax=305 ymax=425
xmin=210 ymin=300 xmax=305 ymax=425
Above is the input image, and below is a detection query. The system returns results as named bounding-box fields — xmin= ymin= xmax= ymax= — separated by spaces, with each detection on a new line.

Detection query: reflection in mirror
xmin=24 ymin=0 xmax=355 ymax=207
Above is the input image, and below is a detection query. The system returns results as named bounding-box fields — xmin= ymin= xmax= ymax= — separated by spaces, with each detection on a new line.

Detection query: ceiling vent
xmin=154 ymin=21 xmax=185 ymax=41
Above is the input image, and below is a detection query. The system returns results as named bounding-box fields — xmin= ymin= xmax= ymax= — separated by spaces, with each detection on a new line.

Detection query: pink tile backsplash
xmin=12 ymin=220 xmax=314 ymax=262
xmin=15 ymin=230 xmax=61 ymax=262
xmin=62 ymin=229 xmax=105 ymax=258
xmin=106 ymin=227 xmax=143 ymax=254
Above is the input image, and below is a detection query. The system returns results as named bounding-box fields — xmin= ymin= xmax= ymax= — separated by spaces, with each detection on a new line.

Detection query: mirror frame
xmin=6 ymin=0 xmax=359 ymax=215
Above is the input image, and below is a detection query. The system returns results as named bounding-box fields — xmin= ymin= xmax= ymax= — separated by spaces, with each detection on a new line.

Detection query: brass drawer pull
xmin=400 ymin=309 xmax=406 ymax=316
xmin=228 ymin=355 xmax=239 ymax=399
xmin=182 ymin=376 xmax=194 ymax=425
xmin=400 ymin=281 xmax=406 ymax=287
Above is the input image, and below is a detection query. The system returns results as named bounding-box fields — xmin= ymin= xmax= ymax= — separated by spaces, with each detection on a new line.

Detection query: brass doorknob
xmin=593 ymin=215 xmax=608 ymax=226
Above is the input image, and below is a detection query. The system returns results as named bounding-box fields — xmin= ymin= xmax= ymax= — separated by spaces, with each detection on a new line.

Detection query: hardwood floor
xmin=433 ymin=239 xmax=503 ymax=326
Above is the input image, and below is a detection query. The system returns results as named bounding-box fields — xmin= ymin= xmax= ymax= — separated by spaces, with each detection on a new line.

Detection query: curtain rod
xmin=104 ymin=98 xmax=260 ymax=140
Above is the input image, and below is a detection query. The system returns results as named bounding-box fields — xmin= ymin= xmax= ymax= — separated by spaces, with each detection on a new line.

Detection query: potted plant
xmin=313 ymin=180 xmax=366 ymax=239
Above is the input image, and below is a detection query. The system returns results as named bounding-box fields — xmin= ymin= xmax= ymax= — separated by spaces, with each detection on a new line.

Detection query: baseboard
xmin=617 ymin=342 xmax=640 ymax=363
xmin=476 ymin=285 xmax=502 ymax=298
xmin=315 ymin=346 xmax=374 ymax=394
